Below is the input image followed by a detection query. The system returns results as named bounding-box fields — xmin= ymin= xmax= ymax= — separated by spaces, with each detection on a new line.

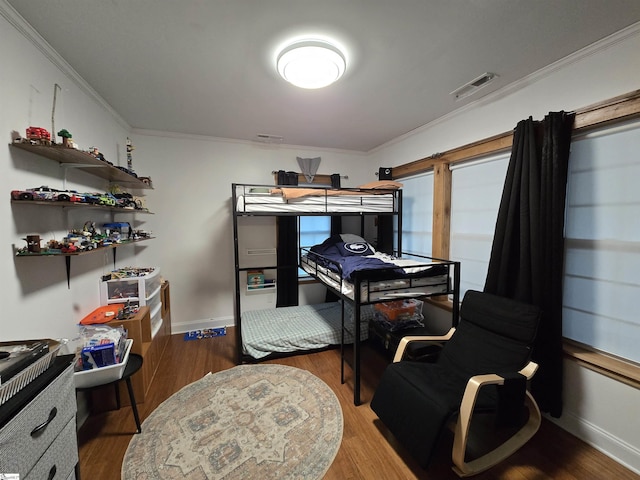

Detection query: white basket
xmin=0 ymin=341 xmax=61 ymax=406
xmin=74 ymin=339 xmax=133 ymax=389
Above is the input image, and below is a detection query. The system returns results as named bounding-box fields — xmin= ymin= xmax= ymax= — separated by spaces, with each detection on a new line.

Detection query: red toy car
xmin=10 ymin=189 xmax=34 ymax=200
xmin=25 ymin=126 xmax=51 ymax=145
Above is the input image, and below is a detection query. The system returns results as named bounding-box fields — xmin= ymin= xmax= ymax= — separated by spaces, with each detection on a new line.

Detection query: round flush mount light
xmin=277 ymin=39 xmax=346 ymax=89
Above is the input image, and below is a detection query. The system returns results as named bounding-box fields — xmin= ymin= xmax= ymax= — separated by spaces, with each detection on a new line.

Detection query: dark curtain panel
xmin=377 ymin=216 xmax=394 ymax=254
xmin=376 ymin=168 xmax=395 ymax=253
xmin=330 ymin=173 xmax=341 ymax=189
xmin=276 ymin=171 xmax=299 ymax=307
xmin=330 ymin=173 xmax=342 ymax=235
xmin=326 ymin=173 xmax=342 ymax=302
xmin=484 ymin=111 xmax=575 ymax=417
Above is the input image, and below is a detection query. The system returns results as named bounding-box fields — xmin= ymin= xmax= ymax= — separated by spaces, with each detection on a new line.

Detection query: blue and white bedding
xmin=242 ymin=301 xmax=375 ymax=359
xmin=301 ymin=234 xmax=450 ymax=302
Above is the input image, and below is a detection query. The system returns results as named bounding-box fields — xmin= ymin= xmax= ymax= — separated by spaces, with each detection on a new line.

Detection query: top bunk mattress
xmin=233 ymin=183 xmax=399 ymax=214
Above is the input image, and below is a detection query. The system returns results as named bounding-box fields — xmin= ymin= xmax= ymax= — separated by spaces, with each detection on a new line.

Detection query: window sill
xmin=298 ymin=276 xmax=319 ymax=285
xmin=563 ymin=339 xmax=640 ymax=390
xmin=425 ymin=298 xmax=640 ymax=390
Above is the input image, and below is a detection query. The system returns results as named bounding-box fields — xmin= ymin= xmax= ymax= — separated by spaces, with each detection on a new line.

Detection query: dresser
xmin=0 ymin=355 xmax=78 ymax=479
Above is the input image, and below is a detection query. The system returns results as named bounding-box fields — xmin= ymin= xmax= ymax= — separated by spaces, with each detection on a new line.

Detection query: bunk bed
xmin=232 ymin=182 xmax=460 ymax=405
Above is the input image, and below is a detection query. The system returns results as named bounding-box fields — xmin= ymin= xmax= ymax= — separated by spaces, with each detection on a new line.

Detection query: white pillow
xmin=339 ymin=234 xmax=376 ymax=252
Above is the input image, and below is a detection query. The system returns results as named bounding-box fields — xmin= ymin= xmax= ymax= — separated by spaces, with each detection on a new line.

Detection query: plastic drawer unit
xmin=100 ymin=267 xmax=161 ymax=311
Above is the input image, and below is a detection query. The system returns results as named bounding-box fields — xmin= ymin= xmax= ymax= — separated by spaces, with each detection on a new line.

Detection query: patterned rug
xmin=122 ymin=364 xmax=343 ymax=479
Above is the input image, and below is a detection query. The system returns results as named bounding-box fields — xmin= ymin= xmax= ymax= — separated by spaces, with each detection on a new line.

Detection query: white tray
xmin=74 ymin=339 xmax=133 ymax=389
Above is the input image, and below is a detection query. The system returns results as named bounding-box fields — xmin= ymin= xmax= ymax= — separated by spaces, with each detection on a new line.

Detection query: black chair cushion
xmin=371 ymin=290 xmax=541 ymax=469
xmin=372 ymin=361 xmax=463 ymax=467
xmin=460 ymin=290 xmax=540 ymax=343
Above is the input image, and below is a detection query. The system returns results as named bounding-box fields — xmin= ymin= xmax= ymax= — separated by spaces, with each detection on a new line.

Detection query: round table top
xmin=122 ymin=353 xmax=143 ymax=379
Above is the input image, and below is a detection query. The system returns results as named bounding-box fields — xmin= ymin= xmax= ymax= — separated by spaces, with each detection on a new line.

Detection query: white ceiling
xmin=8 ymin=1 xmax=640 ymax=152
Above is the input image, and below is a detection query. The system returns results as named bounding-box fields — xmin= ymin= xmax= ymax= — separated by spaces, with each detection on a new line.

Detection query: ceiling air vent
xmin=255 ymin=134 xmax=284 ymax=144
xmin=450 ymin=72 xmax=497 ymax=101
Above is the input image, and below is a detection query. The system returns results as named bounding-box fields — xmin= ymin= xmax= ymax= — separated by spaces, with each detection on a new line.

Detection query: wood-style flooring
xmin=77 ymin=328 xmax=639 ymax=479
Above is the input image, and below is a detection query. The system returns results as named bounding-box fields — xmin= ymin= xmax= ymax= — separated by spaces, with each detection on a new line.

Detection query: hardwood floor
xmin=78 ymin=328 xmax=639 ymax=479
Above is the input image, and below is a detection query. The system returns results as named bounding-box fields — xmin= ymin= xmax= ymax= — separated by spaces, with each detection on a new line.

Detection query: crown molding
xmin=371 ymin=21 xmax=640 ymax=155
xmin=0 ymin=0 xmax=130 ymax=130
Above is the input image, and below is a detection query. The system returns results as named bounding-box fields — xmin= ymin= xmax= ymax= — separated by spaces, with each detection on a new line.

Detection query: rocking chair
xmin=370 ymin=290 xmax=542 ymax=477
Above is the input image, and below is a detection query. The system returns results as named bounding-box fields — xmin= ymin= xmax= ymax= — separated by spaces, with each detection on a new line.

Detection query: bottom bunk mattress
xmin=241 ymin=301 xmax=375 ymax=360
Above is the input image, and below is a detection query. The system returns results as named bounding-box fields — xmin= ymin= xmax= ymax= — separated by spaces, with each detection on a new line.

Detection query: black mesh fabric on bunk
xmin=276 ymin=170 xmax=299 ymax=307
xmin=324 ymin=173 xmax=342 ymax=303
xmin=376 ymin=168 xmax=394 ymax=253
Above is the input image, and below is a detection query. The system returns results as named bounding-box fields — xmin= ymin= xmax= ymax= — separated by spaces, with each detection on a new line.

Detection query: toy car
xmin=55 ymin=190 xmax=83 ymax=202
xmin=26 ymin=186 xmax=59 ymax=201
xmin=96 ymin=193 xmax=117 ymax=206
xmin=112 ymin=192 xmax=136 ymax=208
xmin=25 ymin=126 xmax=51 ymax=145
xmin=115 ymin=166 xmax=137 ymax=177
xmin=10 ymin=189 xmax=35 ymax=200
xmin=75 ymin=193 xmax=97 ymax=204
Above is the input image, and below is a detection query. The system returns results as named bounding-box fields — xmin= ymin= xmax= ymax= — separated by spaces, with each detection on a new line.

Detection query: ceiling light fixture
xmin=277 ymin=39 xmax=346 ymax=89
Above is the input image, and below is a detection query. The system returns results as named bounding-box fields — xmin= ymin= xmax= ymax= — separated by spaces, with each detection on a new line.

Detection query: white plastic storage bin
xmin=100 ymin=268 xmax=161 ymax=308
xmin=150 ymin=303 xmax=163 ymax=339
xmin=73 ymin=339 xmax=133 ymax=389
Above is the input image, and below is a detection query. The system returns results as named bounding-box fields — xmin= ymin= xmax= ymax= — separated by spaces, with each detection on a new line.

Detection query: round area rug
xmin=122 ymin=364 xmax=343 ymax=479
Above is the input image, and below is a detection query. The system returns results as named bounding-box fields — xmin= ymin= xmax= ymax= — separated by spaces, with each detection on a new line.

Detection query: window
xmin=563 ymin=119 xmax=640 ymax=363
xmin=298 ymin=215 xmax=331 ymax=276
xmin=450 ymin=153 xmax=509 ymax=298
xmin=401 ymin=172 xmax=434 ymax=256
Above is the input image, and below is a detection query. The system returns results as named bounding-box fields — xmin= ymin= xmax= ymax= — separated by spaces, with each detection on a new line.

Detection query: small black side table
xmin=77 ymin=353 xmax=144 ymax=433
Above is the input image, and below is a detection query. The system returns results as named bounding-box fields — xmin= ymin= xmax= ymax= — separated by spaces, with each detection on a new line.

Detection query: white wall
xmin=2 ymin=1 xmax=639 ymax=473
xmin=368 ymin=24 xmax=640 ymax=168
xmin=1 ymin=2 xmax=371 ymax=340
xmin=126 ymin=131 xmax=370 ymax=332
xmin=1 ymin=5 xmax=132 ymax=342
xmin=374 ymin=24 xmax=640 ymax=474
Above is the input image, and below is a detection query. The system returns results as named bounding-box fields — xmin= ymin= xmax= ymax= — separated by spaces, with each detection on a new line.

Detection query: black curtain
xmin=276 ymin=171 xmax=299 ymax=307
xmin=376 ymin=168 xmax=394 ymax=253
xmin=330 ymin=173 xmax=342 ymax=235
xmin=325 ymin=174 xmax=342 ymax=302
xmin=377 ymin=217 xmax=394 ymax=254
xmin=484 ymin=111 xmax=574 ymax=417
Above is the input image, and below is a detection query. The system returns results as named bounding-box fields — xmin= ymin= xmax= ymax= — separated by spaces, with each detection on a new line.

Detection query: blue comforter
xmin=308 ymin=235 xmax=402 ymax=281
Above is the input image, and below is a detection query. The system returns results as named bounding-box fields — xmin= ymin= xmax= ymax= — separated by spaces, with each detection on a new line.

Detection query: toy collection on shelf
xmin=16 ymin=220 xmax=152 ymax=256
xmin=11 ymin=127 xmax=153 ymax=256
xmin=15 ymin=127 xmax=153 ymax=183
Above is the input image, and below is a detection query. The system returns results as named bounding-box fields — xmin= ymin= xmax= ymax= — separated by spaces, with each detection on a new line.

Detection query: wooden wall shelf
xmin=10 ymin=142 xmax=152 ymax=189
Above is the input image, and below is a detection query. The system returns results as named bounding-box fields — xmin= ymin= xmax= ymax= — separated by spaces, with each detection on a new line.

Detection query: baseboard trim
xmin=547 ymin=410 xmax=640 ymax=475
xmin=172 ymin=316 xmax=234 ymax=334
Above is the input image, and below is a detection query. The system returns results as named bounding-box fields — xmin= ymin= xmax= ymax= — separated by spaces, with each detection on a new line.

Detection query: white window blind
xmin=563 ymin=119 xmax=640 ymax=363
xmin=450 ymin=153 xmax=509 ymax=298
xmin=401 ymin=172 xmax=434 ymax=256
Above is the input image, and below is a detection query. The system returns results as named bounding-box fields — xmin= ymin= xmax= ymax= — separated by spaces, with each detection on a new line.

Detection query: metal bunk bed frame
xmin=231 ymin=182 xmax=460 ymax=405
